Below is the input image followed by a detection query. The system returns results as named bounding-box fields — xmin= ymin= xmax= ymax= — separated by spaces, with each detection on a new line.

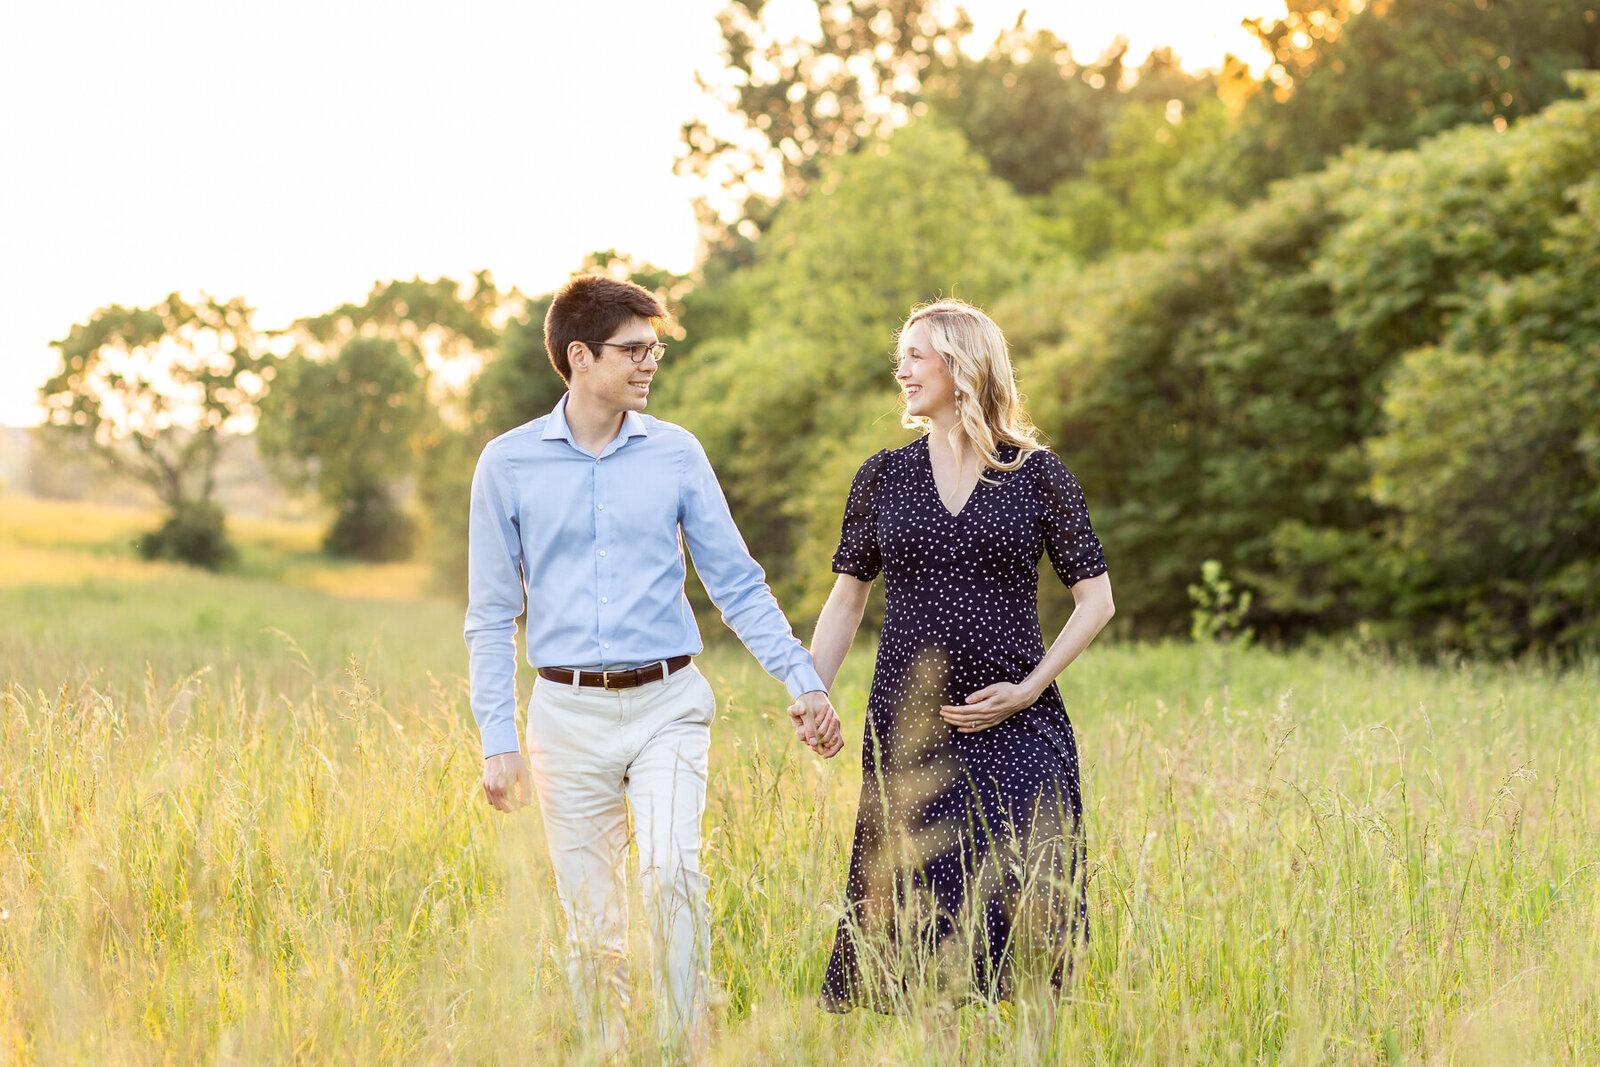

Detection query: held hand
xmin=786 ymin=698 xmax=815 ymax=748
xmin=940 ymin=681 xmax=1040 ymax=734
xmin=482 ymin=751 xmax=532 ymax=813
xmin=789 ymin=691 xmax=845 ymax=758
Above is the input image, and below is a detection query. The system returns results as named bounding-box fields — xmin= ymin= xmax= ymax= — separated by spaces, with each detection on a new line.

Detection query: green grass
xmin=2 ymin=517 xmax=1598 ymax=1063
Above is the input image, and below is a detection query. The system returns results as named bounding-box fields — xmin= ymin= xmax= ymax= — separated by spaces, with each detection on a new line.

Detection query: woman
xmin=803 ymin=299 xmax=1115 ymax=1012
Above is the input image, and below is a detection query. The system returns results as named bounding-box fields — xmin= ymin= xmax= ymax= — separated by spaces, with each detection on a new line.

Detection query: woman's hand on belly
xmin=938 ymin=680 xmax=1042 ymax=733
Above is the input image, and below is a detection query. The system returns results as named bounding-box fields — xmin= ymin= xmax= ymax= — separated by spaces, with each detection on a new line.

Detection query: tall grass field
xmin=2 ymin=495 xmax=1597 ymax=1064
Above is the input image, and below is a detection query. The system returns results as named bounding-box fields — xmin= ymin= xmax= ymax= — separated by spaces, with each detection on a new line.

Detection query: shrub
xmin=136 ymin=503 xmax=237 ymax=569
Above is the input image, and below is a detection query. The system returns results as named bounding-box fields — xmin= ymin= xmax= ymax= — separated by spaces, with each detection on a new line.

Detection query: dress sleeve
xmin=1032 ymin=449 xmax=1108 ymax=588
xmin=832 ymin=449 xmax=890 ymax=580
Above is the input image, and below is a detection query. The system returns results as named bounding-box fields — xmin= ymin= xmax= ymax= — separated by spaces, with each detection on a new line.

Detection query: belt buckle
xmin=601 ymin=668 xmax=625 ymax=690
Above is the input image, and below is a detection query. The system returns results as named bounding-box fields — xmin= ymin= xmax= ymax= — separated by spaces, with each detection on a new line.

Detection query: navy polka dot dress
xmin=820 ymin=436 xmax=1108 ymax=1010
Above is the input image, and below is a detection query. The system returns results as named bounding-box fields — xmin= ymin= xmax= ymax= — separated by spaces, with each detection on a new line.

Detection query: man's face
xmin=573 ymin=315 xmax=661 ymax=413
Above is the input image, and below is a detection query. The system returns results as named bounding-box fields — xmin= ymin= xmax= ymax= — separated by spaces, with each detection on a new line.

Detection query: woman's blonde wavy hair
xmin=897 ymin=298 xmax=1041 ymax=482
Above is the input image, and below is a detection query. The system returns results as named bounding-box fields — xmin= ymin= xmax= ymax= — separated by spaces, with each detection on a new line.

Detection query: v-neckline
xmin=922 ymin=436 xmax=977 ymax=519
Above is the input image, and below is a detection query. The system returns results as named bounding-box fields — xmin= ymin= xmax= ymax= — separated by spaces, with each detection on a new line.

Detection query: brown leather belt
xmin=537 ymin=654 xmax=693 ymax=690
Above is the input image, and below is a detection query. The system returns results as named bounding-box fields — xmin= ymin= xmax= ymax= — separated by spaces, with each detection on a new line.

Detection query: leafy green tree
xmin=467 ymin=292 xmax=560 ymax=439
xmin=679 ymin=0 xmax=973 ymax=240
xmin=1076 ymin=93 xmax=1235 ymax=253
xmin=924 ymin=26 xmax=1127 ymax=196
xmin=921 ymin=28 xmax=1227 ymax=266
xmin=1022 ymin=162 xmax=1388 ymax=638
xmin=1218 ymin=0 xmax=1599 ymax=203
xmin=260 ymin=275 xmax=502 ymax=560
xmin=1024 ymin=73 xmax=1600 ymax=650
xmin=39 ymin=294 xmax=264 ymax=567
xmin=928 ymin=31 xmax=1212 ymax=198
xmin=292 ymin=273 xmax=501 ymax=363
xmin=1358 ymin=77 xmax=1600 ymax=653
xmin=289 ymin=272 xmax=501 ymax=419
xmin=258 ymin=336 xmax=427 ymax=560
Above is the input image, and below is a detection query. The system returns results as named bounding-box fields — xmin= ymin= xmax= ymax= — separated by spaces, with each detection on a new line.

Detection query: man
xmin=464 ymin=274 xmax=843 ymax=1057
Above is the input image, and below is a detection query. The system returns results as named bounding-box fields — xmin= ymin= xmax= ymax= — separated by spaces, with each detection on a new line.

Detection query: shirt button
xmin=597 ymin=503 xmax=605 ymax=510
xmin=599 ymin=550 xmax=606 ymax=557
xmin=603 ymin=643 xmax=610 ymax=649
xmin=601 ymin=597 xmax=609 ymax=603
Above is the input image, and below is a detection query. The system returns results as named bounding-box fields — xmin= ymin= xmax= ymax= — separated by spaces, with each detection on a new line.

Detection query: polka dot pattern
xmin=820 ymin=436 xmax=1108 ymax=1010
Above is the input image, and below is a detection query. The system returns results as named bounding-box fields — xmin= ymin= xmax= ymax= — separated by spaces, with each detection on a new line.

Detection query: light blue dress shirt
xmin=464 ymin=394 xmax=827 ymax=758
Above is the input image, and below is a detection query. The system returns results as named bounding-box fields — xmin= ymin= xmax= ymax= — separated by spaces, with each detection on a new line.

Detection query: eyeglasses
xmin=583 ymin=340 xmax=668 ymax=363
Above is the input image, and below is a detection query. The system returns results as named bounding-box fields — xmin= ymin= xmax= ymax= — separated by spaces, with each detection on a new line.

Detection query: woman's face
xmin=895 ymin=319 xmax=957 ymax=420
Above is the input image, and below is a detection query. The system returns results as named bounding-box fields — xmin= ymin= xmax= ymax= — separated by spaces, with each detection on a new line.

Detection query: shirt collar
xmin=620 ymin=408 xmax=650 ymax=441
xmin=542 ymin=393 xmax=651 ymax=450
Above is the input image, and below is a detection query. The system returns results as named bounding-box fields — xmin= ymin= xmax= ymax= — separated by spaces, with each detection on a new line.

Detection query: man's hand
xmin=482 ymin=751 xmax=532 ymax=813
xmin=939 ymin=681 xmax=1040 ymax=733
xmin=788 ymin=690 xmax=845 ymax=758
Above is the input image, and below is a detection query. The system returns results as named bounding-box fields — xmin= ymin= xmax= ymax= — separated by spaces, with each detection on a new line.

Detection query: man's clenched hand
xmin=482 ymin=751 xmax=531 ymax=812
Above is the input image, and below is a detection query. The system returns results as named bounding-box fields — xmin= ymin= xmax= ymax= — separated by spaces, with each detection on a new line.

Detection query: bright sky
xmin=0 ymin=0 xmax=1284 ymax=426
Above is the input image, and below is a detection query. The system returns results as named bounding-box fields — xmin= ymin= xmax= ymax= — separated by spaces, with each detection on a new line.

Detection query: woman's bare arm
xmin=809 ymin=573 xmax=874 ymax=690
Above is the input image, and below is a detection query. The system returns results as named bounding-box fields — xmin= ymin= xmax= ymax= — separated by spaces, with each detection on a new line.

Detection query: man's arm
xmin=676 ymin=435 xmax=842 ymax=756
xmin=463 ymin=443 xmax=533 ymax=806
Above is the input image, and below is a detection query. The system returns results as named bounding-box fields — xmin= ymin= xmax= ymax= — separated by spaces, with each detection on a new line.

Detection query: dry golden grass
xmin=0 ymin=493 xmax=160 ymax=549
xmin=0 ymin=494 xmax=426 ymax=601
xmin=2 ymin=495 xmax=1598 ymax=1064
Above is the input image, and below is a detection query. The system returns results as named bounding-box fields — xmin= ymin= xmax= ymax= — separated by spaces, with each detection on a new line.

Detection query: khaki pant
xmin=525 ymin=662 xmax=716 ymax=1057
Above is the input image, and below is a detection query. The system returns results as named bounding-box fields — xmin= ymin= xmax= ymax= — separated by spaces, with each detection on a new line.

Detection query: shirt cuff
xmin=480 ymin=720 xmax=521 ymax=760
xmin=783 ymin=664 xmax=828 ymax=699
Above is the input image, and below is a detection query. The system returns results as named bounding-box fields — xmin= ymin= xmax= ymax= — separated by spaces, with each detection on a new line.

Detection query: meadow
xmin=1 ymin=496 xmax=1597 ymax=1064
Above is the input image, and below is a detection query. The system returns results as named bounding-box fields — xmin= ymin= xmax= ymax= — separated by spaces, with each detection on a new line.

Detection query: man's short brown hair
xmin=543 ymin=275 xmax=669 ymax=381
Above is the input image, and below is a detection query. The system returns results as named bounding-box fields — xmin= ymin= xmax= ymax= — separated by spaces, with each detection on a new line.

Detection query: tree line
xmin=39 ymin=0 xmax=1600 ymax=656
